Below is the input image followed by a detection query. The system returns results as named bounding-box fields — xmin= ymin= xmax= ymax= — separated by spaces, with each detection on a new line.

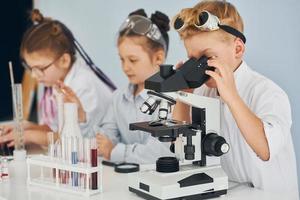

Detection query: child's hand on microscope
xmin=54 ymin=81 xmax=86 ymax=123
xmin=96 ymin=133 xmax=115 ymax=160
xmin=205 ymin=59 xmax=239 ymax=104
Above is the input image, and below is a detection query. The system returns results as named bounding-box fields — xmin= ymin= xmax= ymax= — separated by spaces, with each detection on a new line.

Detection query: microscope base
xmin=128 ymin=165 xmax=228 ymax=200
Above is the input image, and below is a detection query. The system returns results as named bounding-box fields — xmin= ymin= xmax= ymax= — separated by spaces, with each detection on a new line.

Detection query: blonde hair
xmin=174 ymin=0 xmax=244 ymax=40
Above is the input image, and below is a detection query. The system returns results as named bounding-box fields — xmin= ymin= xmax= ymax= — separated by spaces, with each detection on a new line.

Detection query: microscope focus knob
xmin=220 ymin=142 xmax=230 ymax=154
xmin=184 ymin=145 xmax=195 ymax=160
xmin=170 ymin=143 xmax=175 ymax=153
xmin=203 ymin=133 xmax=230 ymax=157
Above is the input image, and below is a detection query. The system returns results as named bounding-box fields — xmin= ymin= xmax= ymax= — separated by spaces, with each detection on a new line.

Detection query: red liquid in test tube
xmin=91 ymin=138 xmax=98 ymax=190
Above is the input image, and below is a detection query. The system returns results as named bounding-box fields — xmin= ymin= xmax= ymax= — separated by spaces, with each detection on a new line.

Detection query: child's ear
xmin=59 ymin=53 xmax=72 ymax=69
xmin=234 ymin=38 xmax=245 ymax=59
xmin=153 ymin=49 xmax=165 ymax=66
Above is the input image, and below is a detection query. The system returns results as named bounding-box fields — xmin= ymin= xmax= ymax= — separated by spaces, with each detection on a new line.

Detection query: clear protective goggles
xmin=173 ymin=10 xmax=246 ymax=43
xmin=119 ymin=15 xmax=167 ymax=52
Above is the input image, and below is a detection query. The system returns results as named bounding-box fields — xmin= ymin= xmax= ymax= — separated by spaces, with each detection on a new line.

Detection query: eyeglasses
xmin=119 ymin=15 xmax=167 ymax=52
xmin=22 ymin=55 xmax=62 ymax=77
xmin=172 ymin=10 xmax=246 ymax=43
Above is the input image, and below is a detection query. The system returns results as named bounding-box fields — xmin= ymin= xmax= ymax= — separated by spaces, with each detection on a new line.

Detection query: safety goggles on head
xmin=119 ymin=15 xmax=167 ymax=52
xmin=173 ymin=10 xmax=246 ymax=43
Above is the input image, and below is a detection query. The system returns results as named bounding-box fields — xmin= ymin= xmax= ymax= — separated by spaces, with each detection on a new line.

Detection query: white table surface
xmin=0 ymin=160 xmax=298 ymax=200
xmin=0 ymin=121 xmax=298 ymax=200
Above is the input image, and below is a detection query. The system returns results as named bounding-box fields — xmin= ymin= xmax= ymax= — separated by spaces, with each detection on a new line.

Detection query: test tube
xmin=12 ymin=84 xmax=24 ymax=151
xmin=60 ymin=135 xmax=68 ymax=184
xmin=84 ymin=138 xmax=91 ymax=165
xmin=67 ymin=136 xmax=73 ymax=186
xmin=2 ymin=157 xmax=9 ymax=180
xmin=7 ymin=62 xmax=16 ymax=155
xmin=77 ymin=138 xmax=83 ymax=163
xmin=54 ymin=139 xmax=61 ymax=184
xmin=47 ymin=132 xmax=56 ymax=181
xmin=83 ymin=138 xmax=90 ymax=189
xmin=91 ymin=138 xmax=98 ymax=190
xmin=77 ymin=138 xmax=84 ymax=189
xmin=71 ymin=137 xmax=79 ymax=187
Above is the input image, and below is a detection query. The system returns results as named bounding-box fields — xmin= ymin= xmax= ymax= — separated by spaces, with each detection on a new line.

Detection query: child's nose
xmin=122 ymin=62 xmax=131 ymax=72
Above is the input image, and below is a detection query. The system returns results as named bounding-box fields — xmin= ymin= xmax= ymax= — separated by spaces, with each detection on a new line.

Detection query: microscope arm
xmin=165 ymin=91 xmax=229 ymax=159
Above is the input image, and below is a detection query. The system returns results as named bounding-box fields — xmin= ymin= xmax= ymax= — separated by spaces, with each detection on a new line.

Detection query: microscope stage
xmin=129 ymin=120 xmax=192 ymax=138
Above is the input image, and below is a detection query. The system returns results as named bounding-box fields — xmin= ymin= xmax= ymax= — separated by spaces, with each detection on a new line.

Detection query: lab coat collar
xmin=233 ymin=60 xmax=249 ymax=92
xmin=64 ymin=55 xmax=85 ymax=86
xmin=123 ymin=84 xmax=148 ymax=102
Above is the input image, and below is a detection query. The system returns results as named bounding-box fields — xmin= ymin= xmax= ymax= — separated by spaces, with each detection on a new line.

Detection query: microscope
xmin=128 ymin=56 xmax=230 ymax=200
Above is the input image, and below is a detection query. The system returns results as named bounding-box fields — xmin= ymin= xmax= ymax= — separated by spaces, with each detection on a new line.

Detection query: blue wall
xmin=35 ymin=0 xmax=300 ymax=190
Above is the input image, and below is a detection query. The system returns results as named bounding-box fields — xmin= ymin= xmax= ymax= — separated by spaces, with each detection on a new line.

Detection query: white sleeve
xmin=251 ymin=82 xmax=292 ymax=161
xmin=74 ymin=84 xmax=111 ymax=137
xmin=93 ymin=100 xmax=121 ymax=145
xmin=110 ymin=136 xmax=174 ymax=164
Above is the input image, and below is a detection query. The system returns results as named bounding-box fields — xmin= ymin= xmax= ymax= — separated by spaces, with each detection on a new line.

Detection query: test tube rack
xmin=27 ymin=154 xmax=102 ymax=196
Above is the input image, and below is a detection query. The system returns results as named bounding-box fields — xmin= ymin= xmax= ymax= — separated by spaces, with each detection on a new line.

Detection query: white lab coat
xmin=38 ymin=56 xmax=113 ymax=137
xmin=194 ymin=61 xmax=298 ymax=196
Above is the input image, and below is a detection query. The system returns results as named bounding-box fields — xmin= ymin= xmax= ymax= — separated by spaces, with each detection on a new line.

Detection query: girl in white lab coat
xmin=0 ymin=9 xmax=115 ymax=146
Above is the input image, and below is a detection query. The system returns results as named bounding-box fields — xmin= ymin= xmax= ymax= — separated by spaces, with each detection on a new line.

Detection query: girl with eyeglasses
xmin=0 ymin=9 xmax=115 ymax=147
xmin=92 ymin=9 xmax=174 ymax=164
